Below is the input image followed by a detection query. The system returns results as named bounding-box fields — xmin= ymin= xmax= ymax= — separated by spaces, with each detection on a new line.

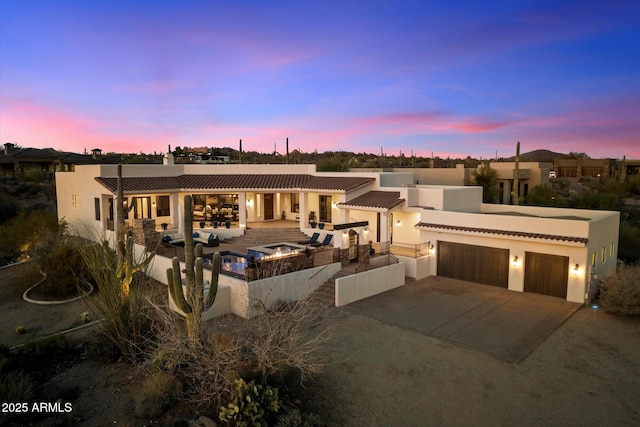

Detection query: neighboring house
xmin=351 ymin=161 xmax=552 ymax=204
xmin=56 ymin=159 xmax=619 ymax=304
xmin=1 ymin=143 xmax=99 ymax=178
xmin=553 ymin=158 xmax=616 ymax=179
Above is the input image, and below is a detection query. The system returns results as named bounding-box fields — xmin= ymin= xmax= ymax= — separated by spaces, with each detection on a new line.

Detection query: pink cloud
xmin=0 ymin=97 xmax=177 ymax=153
xmin=353 ymin=111 xmax=508 ymax=134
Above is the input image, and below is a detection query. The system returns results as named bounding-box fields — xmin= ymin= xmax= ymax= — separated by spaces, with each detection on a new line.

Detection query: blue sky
xmin=1 ymin=0 xmax=639 ymax=159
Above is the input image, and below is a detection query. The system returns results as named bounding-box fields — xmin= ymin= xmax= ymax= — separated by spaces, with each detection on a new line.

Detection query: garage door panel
xmin=524 ymin=252 xmax=568 ymax=298
xmin=437 ymin=241 xmax=509 ymax=288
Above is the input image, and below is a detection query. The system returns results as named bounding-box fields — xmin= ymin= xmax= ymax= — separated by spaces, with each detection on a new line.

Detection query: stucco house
xmin=56 ymin=160 xmax=619 ymax=305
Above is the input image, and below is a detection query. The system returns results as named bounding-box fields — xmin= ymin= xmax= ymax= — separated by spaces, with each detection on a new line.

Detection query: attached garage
xmin=437 ymin=241 xmax=509 ymax=288
xmin=524 ymin=252 xmax=568 ymax=299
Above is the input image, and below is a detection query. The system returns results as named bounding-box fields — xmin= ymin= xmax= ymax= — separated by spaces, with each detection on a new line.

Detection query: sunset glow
xmin=1 ymin=0 xmax=639 ymax=159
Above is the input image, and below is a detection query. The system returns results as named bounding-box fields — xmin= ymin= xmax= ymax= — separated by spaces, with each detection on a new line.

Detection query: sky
xmin=1 ymin=0 xmax=639 ymax=159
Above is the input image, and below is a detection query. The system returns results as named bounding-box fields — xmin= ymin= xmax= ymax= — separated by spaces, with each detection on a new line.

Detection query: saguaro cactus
xmin=166 ymin=195 xmax=220 ymax=345
xmin=115 ymin=164 xmax=153 ymax=298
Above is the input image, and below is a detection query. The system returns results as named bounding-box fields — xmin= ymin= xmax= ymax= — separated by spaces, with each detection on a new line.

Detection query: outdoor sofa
xmin=162 ymin=231 xmax=219 ymax=247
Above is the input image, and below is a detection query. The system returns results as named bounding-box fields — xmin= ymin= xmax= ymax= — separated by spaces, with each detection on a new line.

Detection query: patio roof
xmin=95 ymin=174 xmax=375 ymax=193
xmin=414 ymin=222 xmax=589 ymax=244
xmin=336 ymin=191 xmax=405 ymax=211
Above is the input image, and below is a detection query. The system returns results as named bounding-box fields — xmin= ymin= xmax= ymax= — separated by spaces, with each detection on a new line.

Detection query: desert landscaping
xmin=1 ymin=260 xmax=639 ymax=426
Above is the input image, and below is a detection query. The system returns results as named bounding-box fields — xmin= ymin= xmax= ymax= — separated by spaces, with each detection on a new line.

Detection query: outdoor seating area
xmin=161 ymin=230 xmax=220 ymax=247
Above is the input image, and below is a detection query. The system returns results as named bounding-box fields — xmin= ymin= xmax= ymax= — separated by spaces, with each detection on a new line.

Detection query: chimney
xmin=286 ymin=137 xmax=289 ymax=164
xmin=163 ymin=152 xmax=174 ymax=165
xmin=4 ymin=142 xmax=15 ymax=155
xmin=239 ymin=139 xmax=243 ymax=164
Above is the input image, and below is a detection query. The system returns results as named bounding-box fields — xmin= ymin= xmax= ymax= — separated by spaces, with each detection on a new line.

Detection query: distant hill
xmin=503 ymin=149 xmax=565 ymax=162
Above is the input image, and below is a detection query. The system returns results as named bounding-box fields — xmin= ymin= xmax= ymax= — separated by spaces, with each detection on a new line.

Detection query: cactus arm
xmin=204 ymin=252 xmax=220 ymax=310
xmin=194 ymin=257 xmax=204 ymax=315
xmin=167 ymin=257 xmax=192 ymax=313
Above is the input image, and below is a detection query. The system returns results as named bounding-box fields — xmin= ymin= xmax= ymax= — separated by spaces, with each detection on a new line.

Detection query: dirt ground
xmin=1 ymin=262 xmax=639 ymax=426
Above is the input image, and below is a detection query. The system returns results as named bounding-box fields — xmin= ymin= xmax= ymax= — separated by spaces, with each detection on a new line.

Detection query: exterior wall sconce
xmin=512 ymin=256 xmax=520 ymax=267
xmin=246 ymin=196 xmax=253 ymax=207
xmin=396 ymin=220 xmax=401 ymax=226
xmin=428 ymin=243 xmax=435 ymax=255
xmin=573 ymin=263 xmax=580 ymax=275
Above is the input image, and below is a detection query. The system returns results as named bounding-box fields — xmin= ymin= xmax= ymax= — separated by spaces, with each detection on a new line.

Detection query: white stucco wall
xmin=335 ymin=262 xmax=405 ymax=306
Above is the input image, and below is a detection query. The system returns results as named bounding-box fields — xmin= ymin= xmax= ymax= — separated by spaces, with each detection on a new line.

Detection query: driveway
xmin=345 ymin=275 xmax=581 ymax=363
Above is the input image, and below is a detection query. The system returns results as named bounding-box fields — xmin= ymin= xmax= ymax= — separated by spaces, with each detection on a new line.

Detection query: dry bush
xmin=599 ymin=263 xmax=640 ymax=316
xmin=242 ymin=298 xmax=333 ymax=382
xmin=149 ymin=296 xmax=333 ymax=410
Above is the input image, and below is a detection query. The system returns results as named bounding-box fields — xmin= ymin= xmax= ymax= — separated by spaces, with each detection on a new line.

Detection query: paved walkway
xmin=346 ymin=276 xmax=581 ymax=363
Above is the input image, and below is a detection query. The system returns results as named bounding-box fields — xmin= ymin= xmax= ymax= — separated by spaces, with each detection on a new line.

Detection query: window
xmin=319 ymin=195 xmax=332 ymax=223
xmin=609 ymin=242 xmax=614 ymax=258
xmin=94 ymin=198 xmax=100 ymax=220
xmin=134 ymin=197 xmax=151 ymax=219
xmin=591 ymin=252 xmax=596 ymax=268
xmin=601 ymin=247 xmax=606 ymax=263
xmin=291 ymin=193 xmax=300 ymax=213
xmin=72 ymin=194 xmax=78 ymax=209
xmin=156 ymin=196 xmax=170 ymax=217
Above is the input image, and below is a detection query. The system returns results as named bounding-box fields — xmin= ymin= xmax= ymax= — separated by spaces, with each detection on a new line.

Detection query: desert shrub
xmin=150 ymin=297 xmax=332 ymax=411
xmin=219 ymin=378 xmax=280 ymax=427
xmin=36 ymin=243 xmax=90 ymax=298
xmin=275 ymin=409 xmax=323 ymax=427
xmin=0 ymin=192 xmax=19 ymax=224
xmin=618 ymin=220 xmax=640 ymax=264
xmin=0 ymin=370 xmax=34 ymax=402
xmin=79 ymin=240 xmax=154 ymax=361
xmin=22 ymin=167 xmax=47 ymax=183
xmin=0 ymin=209 xmax=62 ymax=264
xmin=133 ymin=372 xmax=183 ymax=419
xmin=599 ymin=264 xmax=640 ymax=316
xmin=0 ymin=371 xmax=35 ymax=425
xmin=14 ymin=336 xmax=74 ymax=371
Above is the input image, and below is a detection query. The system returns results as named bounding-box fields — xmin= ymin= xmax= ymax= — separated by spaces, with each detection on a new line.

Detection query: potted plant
xmin=318 ymin=222 xmax=325 ymax=230
xmin=281 ymin=210 xmax=286 ymax=220
xmin=199 ymin=221 xmax=205 ymax=228
xmin=310 ymin=220 xmax=317 ymax=228
xmin=161 ymin=223 xmax=168 ymax=231
xmin=212 ymin=221 xmax=218 ymax=228
xmin=369 ymin=241 xmax=375 ymax=255
xmin=225 ymin=219 xmax=231 ymax=228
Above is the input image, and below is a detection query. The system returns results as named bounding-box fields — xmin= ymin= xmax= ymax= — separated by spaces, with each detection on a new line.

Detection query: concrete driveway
xmin=345 ymin=275 xmax=581 ymax=363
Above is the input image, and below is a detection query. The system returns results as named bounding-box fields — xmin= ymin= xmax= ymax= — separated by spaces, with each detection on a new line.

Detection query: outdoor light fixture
xmin=573 ymin=263 xmax=580 ymax=275
xmin=427 ymin=242 xmax=435 ymax=255
xmin=396 ymin=220 xmax=401 ymax=226
xmin=512 ymin=256 xmax=519 ymax=267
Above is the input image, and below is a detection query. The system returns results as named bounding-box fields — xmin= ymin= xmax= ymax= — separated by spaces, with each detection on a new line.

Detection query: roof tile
xmin=415 ymin=222 xmax=588 ymax=244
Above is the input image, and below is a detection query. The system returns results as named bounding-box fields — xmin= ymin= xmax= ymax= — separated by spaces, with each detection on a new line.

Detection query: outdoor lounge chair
xmin=297 ymin=232 xmax=320 ymax=245
xmin=310 ymin=234 xmax=332 ymax=247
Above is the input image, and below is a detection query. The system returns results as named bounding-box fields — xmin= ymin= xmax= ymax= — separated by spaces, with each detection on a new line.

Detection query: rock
xmin=197 ymin=415 xmax=217 ymax=427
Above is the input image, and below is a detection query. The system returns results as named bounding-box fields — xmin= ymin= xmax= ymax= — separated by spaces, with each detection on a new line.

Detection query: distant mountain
xmin=503 ymin=149 xmax=566 ymax=162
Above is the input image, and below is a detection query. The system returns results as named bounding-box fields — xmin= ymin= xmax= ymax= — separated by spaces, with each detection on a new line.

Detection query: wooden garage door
xmin=524 ymin=252 xmax=568 ymax=298
xmin=437 ymin=242 xmax=509 ymax=288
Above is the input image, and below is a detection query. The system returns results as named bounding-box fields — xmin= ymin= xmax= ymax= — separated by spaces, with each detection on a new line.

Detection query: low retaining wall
xmin=335 ymin=262 xmax=405 ymax=307
xmin=168 ymin=283 xmax=233 ymax=321
xmin=155 ymin=242 xmax=342 ymax=319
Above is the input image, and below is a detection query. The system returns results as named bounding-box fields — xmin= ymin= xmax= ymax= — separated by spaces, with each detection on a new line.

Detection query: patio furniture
xmin=310 ymin=234 xmax=332 ymax=247
xmin=162 ymin=233 xmax=186 ymax=246
xmin=193 ymin=231 xmax=220 ymax=247
xmin=298 ymin=232 xmax=320 ymax=245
